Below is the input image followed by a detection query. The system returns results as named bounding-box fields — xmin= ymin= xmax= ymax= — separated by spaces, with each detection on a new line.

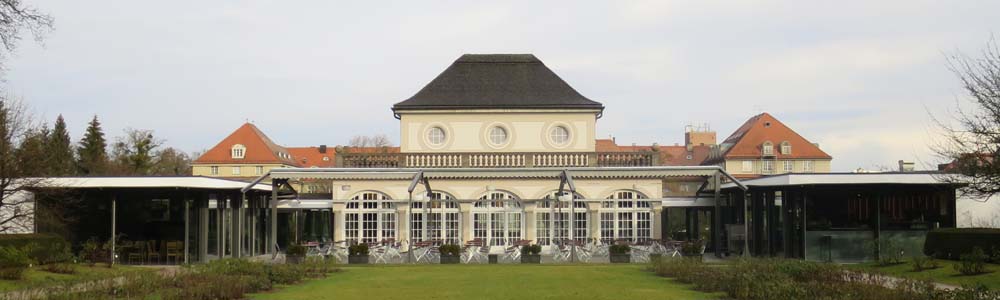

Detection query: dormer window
xmin=231 ymin=144 xmax=246 ymax=159
xmin=762 ymin=141 xmax=774 ymax=156
xmin=780 ymin=141 xmax=791 ymax=155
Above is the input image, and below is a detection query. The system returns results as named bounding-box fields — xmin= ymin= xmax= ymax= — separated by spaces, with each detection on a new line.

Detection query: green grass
xmin=850 ymin=259 xmax=1000 ymax=290
xmin=0 ymin=264 xmax=150 ymax=292
xmin=252 ymin=264 xmax=721 ymax=300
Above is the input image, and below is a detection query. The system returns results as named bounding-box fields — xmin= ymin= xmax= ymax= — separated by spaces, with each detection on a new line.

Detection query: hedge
xmin=0 ymin=233 xmax=73 ymax=264
xmin=923 ymin=228 xmax=1000 ymax=260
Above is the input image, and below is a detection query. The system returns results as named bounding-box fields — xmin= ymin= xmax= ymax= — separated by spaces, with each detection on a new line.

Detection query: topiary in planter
xmin=286 ymin=244 xmax=307 ymax=264
xmin=520 ymin=244 xmax=542 ymax=264
xmin=609 ymin=244 xmax=631 ymax=263
xmin=439 ymin=244 xmax=462 ymax=264
xmin=348 ymin=244 xmax=369 ymax=264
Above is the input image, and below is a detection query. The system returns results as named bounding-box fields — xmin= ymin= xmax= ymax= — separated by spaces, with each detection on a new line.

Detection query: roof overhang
xmin=32 ymin=176 xmax=272 ymax=191
xmin=263 ymin=166 xmax=727 ymax=181
xmin=720 ymin=173 xmax=961 ymax=190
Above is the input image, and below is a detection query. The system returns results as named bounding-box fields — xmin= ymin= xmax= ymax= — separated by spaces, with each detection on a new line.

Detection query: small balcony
xmin=334 ymin=151 xmax=658 ymax=168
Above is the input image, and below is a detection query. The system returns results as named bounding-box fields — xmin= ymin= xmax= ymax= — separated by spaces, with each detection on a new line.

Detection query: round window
xmin=488 ymin=126 xmax=508 ymax=145
xmin=550 ymin=126 xmax=570 ymax=145
xmin=428 ymin=127 xmax=446 ymax=145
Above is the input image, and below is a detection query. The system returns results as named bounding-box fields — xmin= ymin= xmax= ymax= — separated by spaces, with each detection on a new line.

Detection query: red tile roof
xmin=193 ymin=123 xmax=297 ymax=165
xmin=714 ymin=112 xmax=831 ymax=160
xmin=288 ymin=147 xmax=336 ymax=168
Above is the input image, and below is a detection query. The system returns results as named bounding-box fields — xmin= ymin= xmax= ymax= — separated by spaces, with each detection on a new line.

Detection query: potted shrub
xmin=348 ymin=244 xmax=369 ymax=264
xmin=520 ymin=244 xmax=542 ymax=264
xmin=286 ymin=244 xmax=307 ymax=264
xmin=681 ymin=240 xmax=705 ymax=260
xmin=609 ymin=244 xmax=631 ymax=263
xmin=439 ymin=244 xmax=462 ymax=264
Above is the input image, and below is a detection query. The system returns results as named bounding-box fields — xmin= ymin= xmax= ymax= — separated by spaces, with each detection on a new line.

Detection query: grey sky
xmin=6 ymin=1 xmax=1000 ymax=171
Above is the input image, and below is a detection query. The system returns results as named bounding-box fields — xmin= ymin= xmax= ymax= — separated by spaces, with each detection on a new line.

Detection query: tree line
xmin=6 ymin=99 xmax=192 ymax=178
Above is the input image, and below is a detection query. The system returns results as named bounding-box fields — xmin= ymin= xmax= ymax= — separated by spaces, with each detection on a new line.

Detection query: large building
xmin=704 ymin=113 xmax=832 ymax=179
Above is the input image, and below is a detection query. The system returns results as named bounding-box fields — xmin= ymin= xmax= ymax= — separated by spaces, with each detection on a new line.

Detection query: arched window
xmin=780 ymin=141 xmax=791 ymax=155
xmin=599 ymin=190 xmax=652 ymax=243
xmin=762 ymin=141 xmax=774 ymax=156
xmin=536 ymin=191 xmax=588 ymax=246
xmin=345 ymin=191 xmax=395 ymax=244
xmin=473 ymin=191 xmax=523 ymax=246
xmin=231 ymin=144 xmax=246 ymax=159
xmin=410 ymin=191 xmax=461 ymax=244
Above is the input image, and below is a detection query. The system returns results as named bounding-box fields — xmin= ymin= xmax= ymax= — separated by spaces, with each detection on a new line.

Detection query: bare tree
xmin=0 ymin=96 xmax=45 ymax=233
xmin=109 ymin=128 xmax=165 ymax=175
xmin=933 ymin=37 xmax=1000 ymax=201
xmin=348 ymin=134 xmax=393 ymax=148
xmin=0 ymin=0 xmax=53 ymax=69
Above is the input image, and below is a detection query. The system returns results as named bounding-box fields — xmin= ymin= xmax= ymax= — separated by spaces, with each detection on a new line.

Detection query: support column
xmin=199 ymin=197 xmax=209 ymax=263
xmin=587 ymin=202 xmax=601 ymax=241
xmin=270 ymin=181 xmax=279 ymax=254
xmin=524 ymin=201 xmax=537 ymax=242
xmin=184 ymin=198 xmax=190 ymax=264
xmin=110 ymin=195 xmax=116 ymax=266
xmin=651 ymin=201 xmax=663 ymax=240
xmin=232 ymin=194 xmax=242 ymax=258
xmin=333 ymin=202 xmax=346 ymax=241
xmin=459 ymin=202 xmax=473 ymax=242
xmin=713 ymin=173 xmax=723 ymax=258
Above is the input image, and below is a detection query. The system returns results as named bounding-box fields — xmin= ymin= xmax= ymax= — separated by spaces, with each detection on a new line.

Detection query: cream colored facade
xmin=192 ymin=164 xmax=291 ymax=178
xmin=399 ymin=109 xmax=599 ymax=153
xmin=722 ymin=159 xmax=832 ymax=176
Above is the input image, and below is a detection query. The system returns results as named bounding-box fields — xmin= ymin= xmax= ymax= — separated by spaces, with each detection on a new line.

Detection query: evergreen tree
xmin=110 ymin=128 xmax=162 ymax=175
xmin=76 ymin=115 xmax=108 ymax=175
xmin=14 ymin=124 xmax=50 ymax=176
xmin=47 ymin=115 xmax=74 ymax=175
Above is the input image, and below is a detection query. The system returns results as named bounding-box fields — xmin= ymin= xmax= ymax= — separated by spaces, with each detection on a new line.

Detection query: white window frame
xmin=599 ymin=190 xmax=652 ymax=243
xmin=488 ymin=126 xmax=508 ymax=146
xmin=232 ymin=166 xmax=241 ymax=175
xmin=536 ymin=192 xmax=588 ymax=246
xmin=473 ymin=191 xmax=523 ymax=246
xmin=803 ymin=161 xmax=813 ymax=172
xmin=410 ymin=192 xmax=461 ymax=245
xmin=762 ymin=141 xmax=774 ymax=156
xmin=255 ymin=166 xmax=264 ymax=175
xmin=345 ymin=191 xmax=396 ymax=244
xmin=210 ymin=166 xmax=219 ymax=175
xmin=780 ymin=141 xmax=791 ymax=155
xmin=550 ymin=126 xmax=570 ymax=145
xmin=783 ymin=160 xmax=794 ymax=172
xmin=762 ymin=160 xmax=774 ymax=174
xmin=427 ymin=127 xmax=446 ymax=145
xmin=742 ymin=160 xmax=753 ymax=173
xmin=231 ymin=144 xmax=246 ymax=159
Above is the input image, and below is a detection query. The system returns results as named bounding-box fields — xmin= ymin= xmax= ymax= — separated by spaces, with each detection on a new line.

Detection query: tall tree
xmin=110 ymin=128 xmax=162 ymax=175
xmin=47 ymin=115 xmax=73 ymax=175
xmin=14 ymin=123 xmax=48 ymax=176
xmin=935 ymin=38 xmax=1000 ymax=200
xmin=0 ymin=96 xmax=46 ymax=233
xmin=76 ymin=115 xmax=108 ymax=175
xmin=151 ymin=147 xmax=191 ymax=176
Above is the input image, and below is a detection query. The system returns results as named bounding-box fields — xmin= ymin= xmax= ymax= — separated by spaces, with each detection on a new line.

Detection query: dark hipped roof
xmin=392 ymin=54 xmax=604 ymax=112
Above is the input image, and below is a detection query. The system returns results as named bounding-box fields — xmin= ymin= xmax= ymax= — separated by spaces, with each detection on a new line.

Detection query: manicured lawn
xmin=252 ymin=264 xmax=721 ymax=300
xmin=850 ymin=260 xmax=1000 ymax=290
xmin=0 ymin=264 xmax=149 ymax=292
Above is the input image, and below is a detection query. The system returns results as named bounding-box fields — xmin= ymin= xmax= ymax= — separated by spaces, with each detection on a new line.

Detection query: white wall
xmin=0 ymin=190 xmax=34 ymax=234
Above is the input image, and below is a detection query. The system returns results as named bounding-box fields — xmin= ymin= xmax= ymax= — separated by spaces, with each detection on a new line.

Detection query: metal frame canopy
xmin=719 ymin=172 xmax=958 ymax=190
xmin=39 ymin=176 xmax=273 ymax=191
xmin=248 ymin=166 xmax=745 ymax=183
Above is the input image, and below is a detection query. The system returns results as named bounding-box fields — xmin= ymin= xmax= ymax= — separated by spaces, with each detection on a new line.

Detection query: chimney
xmin=319 ymin=145 xmax=327 ymax=154
xmin=685 ymin=124 xmax=716 ymax=147
xmin=898 ymin=160 xmax=915 ymax=172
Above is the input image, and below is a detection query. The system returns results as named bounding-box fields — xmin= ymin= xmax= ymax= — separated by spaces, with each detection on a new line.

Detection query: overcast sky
xmin=6 ymin=1 xmax=1000 ymax=171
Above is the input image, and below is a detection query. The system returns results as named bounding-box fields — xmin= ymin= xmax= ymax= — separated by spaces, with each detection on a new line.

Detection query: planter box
xmin=286 ymin=255 xmax=305 ymax=264
xmin=520 ymin=254 xmax=541 ymax=264
xmin=610 ymin=254 xmax=631 ymax=263
xmin=440 ymin=254 xmax=460 ymax=264
xmin=348 ymin=255 xmax=369 ymax=264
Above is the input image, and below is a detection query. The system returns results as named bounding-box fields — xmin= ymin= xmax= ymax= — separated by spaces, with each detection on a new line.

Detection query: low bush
xmin=924 ymin=228 xmax=1000 ymax=260
xmin=41 ymin=262 xmax=78 ymax=274
xmin=681 ymin=240 xmax=704 ymax=256
xmin=955 ymin=247 xmax=988 ymax=276
xmin=647 ymin=257 xmax=994 ymax=300
xmin=286 ymin=244 xmax=307 ymax=257
xmin=79 ymin=238 xmax=112 ymax=266
xmin=0 ymin=246 xmax=32 ymax=280
xmin=869 ymin=238 xmax=905 ymax=266
xmin=349 ymin=244 xmax=369 ymax=256
xmin=439 ymin=244 xmax=462 ymax=256
xmin=911 ymin=256 xmax=940 ymax=272
xmin=0 ymin=234 xmax=73 ymax=265
xmin=609 ymin=244 xmax=630 ymax=255
xmin=520 ymin=244 xmax=541 ymax=255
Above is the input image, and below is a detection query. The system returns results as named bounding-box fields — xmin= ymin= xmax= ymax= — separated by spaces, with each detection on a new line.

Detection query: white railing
xmin=404 ymin=154 xmax=463 ymax=168
xmin=533 ymin=153 xmax=590 ymax=167
xmin=468 ymin=153 xmax=526 ymax=167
